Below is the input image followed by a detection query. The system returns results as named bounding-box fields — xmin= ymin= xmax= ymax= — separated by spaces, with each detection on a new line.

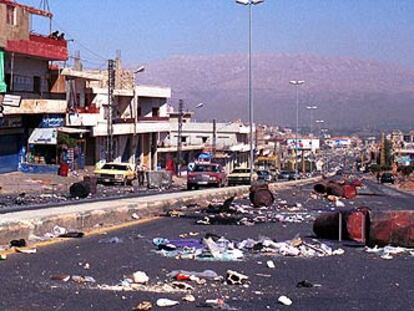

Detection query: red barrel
xmin=59 ymin=163 xmax=69 ymax=177
xmin=368 ymin=211 xmax=414 ymax=248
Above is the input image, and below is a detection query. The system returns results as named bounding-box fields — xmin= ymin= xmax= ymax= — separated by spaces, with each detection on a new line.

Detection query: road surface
xmin=0 ymin=179 xmax=413 ymax=310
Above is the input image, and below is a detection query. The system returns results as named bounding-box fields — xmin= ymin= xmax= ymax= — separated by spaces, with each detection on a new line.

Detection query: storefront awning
xmin=28 ymin=128 xmax=57 ymax=145
xmin=57 ymin=127 xmax=89 ymax=134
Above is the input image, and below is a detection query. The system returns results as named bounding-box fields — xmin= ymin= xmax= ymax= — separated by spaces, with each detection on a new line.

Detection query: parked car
xmin=381 ymin=172 xmax=395 ymax=184
xmin=227 ymin=168 xmax=258 ymax=186
xmin=94 ymin=162 xmax=136 ymax=185
xmin=256 ymin=170 xmax=273 ymax=183
xmin=187 ymin=163 xmax=227 ymax=190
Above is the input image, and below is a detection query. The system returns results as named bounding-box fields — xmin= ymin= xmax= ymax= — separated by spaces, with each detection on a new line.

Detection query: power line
xmin=52 ymin=19 xmax=108 ymax=61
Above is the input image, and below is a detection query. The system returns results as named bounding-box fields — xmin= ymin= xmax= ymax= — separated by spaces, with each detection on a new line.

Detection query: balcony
xmin=3 ymin=97 xmax=67 ymax=115
xmin=6 ymin=33 xmax=68 ymax=61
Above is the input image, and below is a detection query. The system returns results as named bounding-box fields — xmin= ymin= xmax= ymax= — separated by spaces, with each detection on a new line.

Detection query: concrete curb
xmin=0 ymin=177 xmax=320 ymax=244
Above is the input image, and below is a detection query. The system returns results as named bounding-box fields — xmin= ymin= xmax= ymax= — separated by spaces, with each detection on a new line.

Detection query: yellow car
xmin=94 ymin=162 xmax=136 ymax=185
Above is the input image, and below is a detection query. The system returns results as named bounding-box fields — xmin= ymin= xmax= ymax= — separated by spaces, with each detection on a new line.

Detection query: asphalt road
xmin=0 ymin=179 xmax=413 ymax=311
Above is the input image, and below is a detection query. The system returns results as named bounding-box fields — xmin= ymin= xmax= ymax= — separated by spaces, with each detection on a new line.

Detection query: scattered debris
xmin=296 ymin=280 xmax=314 ymax=288
xmin=226 ymin=270 xmax=248 ymax=285
xmin=132 ymin=271 xmax=149 ymax=284
xmin=156 ymin=298 xmax=179 ymax=307
xmin=266 ymin=260 xmax=275 ymax=269
xmin=182 ymin=294 xmax=195 ymax=302
xmin=69 ymin=181 xmax=91 ymax=199
xmin=99 ymin=236 xmax=123 ymax=244
xmin=278 ymin=295 xmax=293 ymax=306
xmin=15 ymin=247 xmax=37 ymax=254
xmin=71 ymin=275 xmax=96 ymax=284
xmin=133 ymin=301 xmax=152 ymax=310
xmin=365 ymin=245 xmax=414 ymax=260
xmin=10 ymin=239 xmax=26 ymax=248
xmin=51 ymin=274 xmax=71 ymax=282
xmin=58 ymin=231 xmax=85 ymax=239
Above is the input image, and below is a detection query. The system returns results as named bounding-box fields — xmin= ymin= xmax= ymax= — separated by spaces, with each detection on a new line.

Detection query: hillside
xmin=138 ymin=53 xmax=414 ymax=131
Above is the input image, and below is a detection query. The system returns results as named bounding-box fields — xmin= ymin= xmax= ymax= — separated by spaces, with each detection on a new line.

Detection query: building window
xmin=181 ymin=136 xmax=187 ymax=143
xmin=202 ymin=137 xmax=208 ymax=143
xmin=6 ymin=6 xmax=16 ymax=26
xmin=152 ymin=107 xmax=160 ymax=117
xmin=33 ymin=76 xmax=41 ymax=94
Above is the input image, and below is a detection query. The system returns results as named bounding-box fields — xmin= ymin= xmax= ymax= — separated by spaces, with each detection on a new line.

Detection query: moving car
xmin=380 ymin=172 xmax=395 ymax=184
xmin=227 ymin=168 xmax=258 ymax=186
xmin=94 ymin=162 xmax=136 ymax=185
xmin=187 ymin=163 xmax=227 ymax=190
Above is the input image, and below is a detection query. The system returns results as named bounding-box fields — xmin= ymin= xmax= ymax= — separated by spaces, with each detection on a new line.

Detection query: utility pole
xmin=107 ymin=59 xmax=115 ymax=162
xmin=212 ymin=118 xmax=217 ymax=157
xmin=177 ymin=99 xmax=184 ymax=176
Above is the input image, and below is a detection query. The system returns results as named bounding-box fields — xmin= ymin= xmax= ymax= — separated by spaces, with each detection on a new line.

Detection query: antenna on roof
xmin=39 ymin=0 xmax=50 ymax=12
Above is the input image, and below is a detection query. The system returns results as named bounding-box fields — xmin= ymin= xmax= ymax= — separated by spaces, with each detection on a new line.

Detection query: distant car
xmin=381 ymin=172 xmax=395 ymax=184
xmin=94 ymin=162 xmax=136 ymax=185
xmin=257 ymin=170 xmax=273 ymax=183
xmin=187 ymin=163 xmax=227 ymax=190
xmin=227 ymin=168 xmax=258 ymax=186
xmin=278 ymin=171 xmax=298 ymax=181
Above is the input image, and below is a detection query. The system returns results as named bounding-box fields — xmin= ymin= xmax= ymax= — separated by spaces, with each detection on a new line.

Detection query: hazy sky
xmin=26 ymin=0 xmax=414 ymax=68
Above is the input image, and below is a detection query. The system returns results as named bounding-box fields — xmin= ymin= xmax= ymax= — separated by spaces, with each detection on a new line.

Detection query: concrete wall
xmin=4 ymin=53 xmax=49 ymax=94
xmin=0 ymin=3 xmax=30 ymax=48
xmin=139 ymin=97 xmax=168 ymax=118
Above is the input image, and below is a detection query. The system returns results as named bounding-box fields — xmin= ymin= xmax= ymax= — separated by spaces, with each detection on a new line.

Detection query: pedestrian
xmin=376 ymin=171 xmax=381 ymax=184
xmin=136 ymin=162 xmax=146 ymax=187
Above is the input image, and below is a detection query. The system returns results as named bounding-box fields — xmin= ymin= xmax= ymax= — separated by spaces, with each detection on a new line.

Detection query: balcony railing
xmin=138 ymin=116 xmax=169 ymax=122
xmin=6 ymin=33 xmax=68 ymax=61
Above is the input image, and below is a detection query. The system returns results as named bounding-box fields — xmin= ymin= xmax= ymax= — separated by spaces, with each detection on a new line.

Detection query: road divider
xmin=0 ymin=177 xmax=320 ymax=245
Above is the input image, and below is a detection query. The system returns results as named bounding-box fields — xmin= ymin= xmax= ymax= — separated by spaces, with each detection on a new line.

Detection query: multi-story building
xmin=62 ymin=62 xmax=171 ymax=171
xmin=158 ymin=118 xmax=251 ymax=173
xmin=0 ymin=0 xmax=68 ymax=173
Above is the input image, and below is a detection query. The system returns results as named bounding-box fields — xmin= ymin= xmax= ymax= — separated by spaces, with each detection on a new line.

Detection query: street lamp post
xmin=176 ymin=101 xmax=205 ymax=176
xmin=133 ymin=66 xmax=145 ymax=166
xmin=236 ymin=0 xmax=264 ymax=182
xmin=306 ymin=106 xmax=317 ymax=136
xmin=289 ymin=80 xmax=305 ymax=175
xmin=306 ymin=106 xmax=317 ymax=172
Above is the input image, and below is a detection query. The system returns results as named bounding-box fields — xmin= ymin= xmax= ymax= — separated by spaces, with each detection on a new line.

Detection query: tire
xmin=187 ymin=184 xmax=193 ymax=190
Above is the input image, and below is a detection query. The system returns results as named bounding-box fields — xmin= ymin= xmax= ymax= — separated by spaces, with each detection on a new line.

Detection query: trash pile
xmin=86 ymin=269 xmax=240 ymax=310
xmin=152 ymin=234 xmax=344 ymax=261
xmin=365 ymin=245 xmax=414 ymax=260
xmin=167 ymin=196 xmax=314 ymax=226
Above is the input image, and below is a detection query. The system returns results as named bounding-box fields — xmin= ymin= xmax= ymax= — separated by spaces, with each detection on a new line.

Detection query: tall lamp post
xmin=289 ymin=80 xmax=305 ymax=175
xmin=306 ymin=106 xmax=317 ymax=172
xmin=306 ymin=106 xmax=317 ymax=136
xmin=132 ymin=66 xmax=145 ymax=166
xmin=176 ymin=101 xmax=205 ymax=176
xmin=236 ymin=0 xmax=264 ymax=182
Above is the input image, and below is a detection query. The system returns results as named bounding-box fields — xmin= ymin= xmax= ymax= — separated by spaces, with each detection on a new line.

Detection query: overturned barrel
xmin=249 ymin=183 xmax=274 ymax=208
xmin=313 ymin=183 xmax=327 ymax=194
xmin=368 ymin=210 xmax=414 ymax=248
xmin=313 ymin=207 xmax=370 ymax=242
xmin=69 ymin=181 xmax=91 ymax=199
